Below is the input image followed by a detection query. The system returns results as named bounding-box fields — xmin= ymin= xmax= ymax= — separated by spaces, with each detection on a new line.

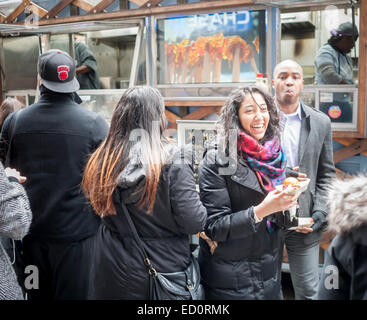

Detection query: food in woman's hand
xmin=282 ymin=177 xmax=300 ymax=195
xmin=283 ymin=177 xmax=300 ymax=188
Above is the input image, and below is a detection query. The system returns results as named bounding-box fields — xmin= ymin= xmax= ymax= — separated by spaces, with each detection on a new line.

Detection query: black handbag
xmin=117 ymin=201 xmax=204 ymax=300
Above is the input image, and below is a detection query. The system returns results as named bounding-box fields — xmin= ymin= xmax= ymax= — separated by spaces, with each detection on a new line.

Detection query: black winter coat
xmin=198 ymin=142 xmax=288 ymax=300
xmin=88 ymin=144 xmax=207 ymax=300
xmin=0 ymin=87 xmax=108 ymax=242
xmin=318 ymin=228 xmax=367 ymax=300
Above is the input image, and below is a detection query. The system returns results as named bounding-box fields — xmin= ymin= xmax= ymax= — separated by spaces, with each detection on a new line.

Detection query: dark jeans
xmin=18 ymin=234 xmax=95 ymax=300
xmin=279 ymin=230 xmax=320 ymax=300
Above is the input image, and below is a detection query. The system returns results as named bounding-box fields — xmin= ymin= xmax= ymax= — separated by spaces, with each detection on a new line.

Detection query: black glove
xmin=311 ymin=210 xmax=327 ymax=232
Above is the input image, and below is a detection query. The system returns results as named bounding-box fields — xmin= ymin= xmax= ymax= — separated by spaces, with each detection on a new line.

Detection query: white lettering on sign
xmin=190 ymin=11 xmax=250 ymax=29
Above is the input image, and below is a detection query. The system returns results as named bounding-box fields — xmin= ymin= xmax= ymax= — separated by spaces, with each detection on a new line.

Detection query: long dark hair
xmin=218 ymin=86 xmax=280 ymax=146
xmin=82 ymin=86 xmax=169 ymax=217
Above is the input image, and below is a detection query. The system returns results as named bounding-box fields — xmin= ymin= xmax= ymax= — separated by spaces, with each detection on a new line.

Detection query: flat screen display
xmin=157 ymin=10 xmax=267 ymax=84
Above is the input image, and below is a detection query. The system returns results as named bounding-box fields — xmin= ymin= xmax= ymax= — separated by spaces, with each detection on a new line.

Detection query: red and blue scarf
xmin=237 ymin=129 xmax=286 ymax=192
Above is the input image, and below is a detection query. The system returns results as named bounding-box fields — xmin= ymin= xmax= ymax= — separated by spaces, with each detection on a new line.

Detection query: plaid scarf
xmin=237 ymin=129 xmax=286 ymax=192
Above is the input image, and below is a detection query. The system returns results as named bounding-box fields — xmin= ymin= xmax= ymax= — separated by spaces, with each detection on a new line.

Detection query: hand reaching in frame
xmin=196 ymin=232 xmax=218 ymax=255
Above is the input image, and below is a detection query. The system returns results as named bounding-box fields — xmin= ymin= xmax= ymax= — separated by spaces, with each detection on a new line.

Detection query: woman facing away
xmin=198 ymin=86 xmax=299 ymax=300
xmin=82 ymin=86 xmax=207 ymax=299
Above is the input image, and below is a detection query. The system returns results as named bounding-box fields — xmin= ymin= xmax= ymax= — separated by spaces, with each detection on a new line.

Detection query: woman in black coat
xmin=82 ymin=86 xmax=207 ymax=299
xmin=198 ymin=86 xmax=299 ymax=300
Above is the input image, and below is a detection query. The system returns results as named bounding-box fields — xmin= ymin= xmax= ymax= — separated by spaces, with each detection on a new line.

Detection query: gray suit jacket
xmin=285 ymin=102 xmax=336 ymax=244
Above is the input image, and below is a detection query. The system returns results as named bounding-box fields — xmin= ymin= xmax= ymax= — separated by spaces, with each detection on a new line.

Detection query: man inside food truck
xmin=74 ymin=34 xmax=101 ymax=90
xmin=314 ymin=22 xmax=359 ymax=123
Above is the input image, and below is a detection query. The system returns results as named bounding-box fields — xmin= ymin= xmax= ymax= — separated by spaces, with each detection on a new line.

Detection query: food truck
xmin=0 ymin=0 xmax=365 ymax=287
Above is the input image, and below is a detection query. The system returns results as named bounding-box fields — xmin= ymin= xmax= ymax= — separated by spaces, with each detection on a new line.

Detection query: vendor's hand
xmin=292 ymin=166 xmax=307 ymax=181
xmin=199 ymin=232 xmax=218 ymax=255
xmin=5 ymin=167 xmax=27 ymax=184
xmin=254 ymin=188 xmax=299 ymax=220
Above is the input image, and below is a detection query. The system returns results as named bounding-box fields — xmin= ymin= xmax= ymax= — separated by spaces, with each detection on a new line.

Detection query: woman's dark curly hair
xmin=217 ymin=86 xmax=281 ymax=146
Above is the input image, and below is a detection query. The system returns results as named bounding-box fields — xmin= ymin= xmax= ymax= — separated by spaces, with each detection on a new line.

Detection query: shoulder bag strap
xmin=114 ymin=200 xmax=158 ymax=277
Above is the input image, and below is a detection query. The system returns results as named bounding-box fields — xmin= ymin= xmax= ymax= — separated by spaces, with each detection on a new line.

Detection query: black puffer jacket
xmin=318 ymin=175 xmax=367 ymax=300
xmin=198 ymin=141 xmax=289 ymax=300
xmin=88 ymin=143 xmax=207 ymax=300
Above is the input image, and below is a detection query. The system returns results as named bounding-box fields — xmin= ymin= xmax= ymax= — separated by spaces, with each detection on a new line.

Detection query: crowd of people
xmin=0 ymin=34 xmax=365 ymax=300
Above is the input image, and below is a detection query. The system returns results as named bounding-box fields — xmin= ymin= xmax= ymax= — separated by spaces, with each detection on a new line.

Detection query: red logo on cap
xmin=57 ymin=65 xmax=69 ymax=81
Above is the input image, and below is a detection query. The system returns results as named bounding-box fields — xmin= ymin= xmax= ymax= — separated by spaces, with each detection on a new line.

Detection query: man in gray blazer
xmin=273 ymin=59 xmax=336 ymax=299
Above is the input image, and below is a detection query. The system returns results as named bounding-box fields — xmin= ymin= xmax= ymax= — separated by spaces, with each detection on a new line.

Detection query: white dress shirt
xmin=279 ymin=104 xmax=302 ymax=169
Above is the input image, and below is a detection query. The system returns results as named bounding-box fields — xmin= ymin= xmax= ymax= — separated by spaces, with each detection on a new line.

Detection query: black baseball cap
xmin=38 ymin=49 xmax=80 ymax=93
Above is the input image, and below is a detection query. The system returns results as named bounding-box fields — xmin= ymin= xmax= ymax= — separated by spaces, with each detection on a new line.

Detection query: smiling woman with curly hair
xmin=197 ymin=85 xmax=298 ymax=300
